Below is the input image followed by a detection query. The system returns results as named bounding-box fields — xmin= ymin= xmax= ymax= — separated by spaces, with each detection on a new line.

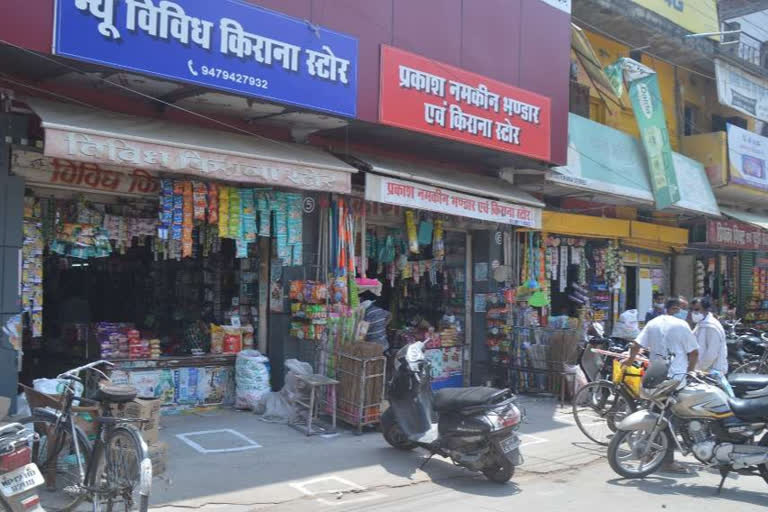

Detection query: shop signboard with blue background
xmin=53 ymin=0 xmax=358 ymax=117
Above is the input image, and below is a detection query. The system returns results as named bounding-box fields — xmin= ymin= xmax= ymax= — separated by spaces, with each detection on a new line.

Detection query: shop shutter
xmin=739 ymin=252 xmax=755 ymax=312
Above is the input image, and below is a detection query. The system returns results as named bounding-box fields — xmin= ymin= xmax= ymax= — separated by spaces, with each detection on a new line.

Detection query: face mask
xmin=674 ymin=309 xmax=688 ymax=320
xmin=654 ymin=303 xmax=664 ymax=309
xmin=691 ymin=312 xmax=705 ymax=324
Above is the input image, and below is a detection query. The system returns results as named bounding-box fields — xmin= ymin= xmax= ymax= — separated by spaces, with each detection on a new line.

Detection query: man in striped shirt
xmin=360 ymin=291 xmax=391 ymax=351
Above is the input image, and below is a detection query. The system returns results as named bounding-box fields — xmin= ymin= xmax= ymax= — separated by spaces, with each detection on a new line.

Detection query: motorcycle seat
xmin=728 ymin=374 xmax=768 ymax=393
xmin=728 ymin=395 xmax=768 ymax=421
xmin=433 ymin=387 xmax=509 ymax=412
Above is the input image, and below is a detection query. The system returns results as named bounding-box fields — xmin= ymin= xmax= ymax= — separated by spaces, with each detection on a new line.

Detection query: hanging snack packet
xmin=218 ymin=186 xmax=230 ymax=238
xmin=433 ymin=219 xmax=445 ymax=260
xmin=207 ymin=183 xmax=218 ymax=225
xmin=193 ymin=181 xmax=207 ymax=222
xmin=405 ymin=210 xmax=419 ymax=254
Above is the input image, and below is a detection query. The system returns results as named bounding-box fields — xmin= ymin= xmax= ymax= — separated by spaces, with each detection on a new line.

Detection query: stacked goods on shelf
xmin=289 ymin=281 xmax=331 ymax=341
xmin=746 ymin=266 xmax=768 ymax=324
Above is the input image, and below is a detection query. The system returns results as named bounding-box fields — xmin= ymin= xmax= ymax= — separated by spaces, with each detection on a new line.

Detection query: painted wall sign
xmin=378 ymin=45 xmax=552 ymax=162
xmin=727 ymin=123 xmax=768 ymax=192
xmin=630 ymin=0 xmax=718 ymax=36
xmin=11 ymin=149 xmax=160 ymax=196
xmin=706 ymin=219 xmax=768 ymax=250
xmin=53 ymin=0 xmax=358 ymax=117
xmin=42 ymin=128 xmax=352 ymax=193
xmin=365 ymin=174 xmax=542 ymax=228
xmin=715 ymin=60 xmax=768 ymax=124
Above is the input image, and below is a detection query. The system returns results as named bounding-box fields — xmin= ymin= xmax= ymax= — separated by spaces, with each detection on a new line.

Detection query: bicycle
xmin=18 ymin=360 xmax=152 ymax=512
xmin=571 ymin=346 xmax=648 ymax=446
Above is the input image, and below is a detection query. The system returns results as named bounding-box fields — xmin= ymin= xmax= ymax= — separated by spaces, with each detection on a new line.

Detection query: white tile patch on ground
xmin=290 ymin=475 xmax=386 ymax=506
xmin=175 ymin=429 xmax=262 ymax=454
xmin=519 ymin=433 xmax=548 ymax=447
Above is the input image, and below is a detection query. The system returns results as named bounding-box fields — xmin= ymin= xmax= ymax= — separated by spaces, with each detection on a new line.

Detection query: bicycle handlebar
xmin=57 ymin=359 xmax=114 ymax=380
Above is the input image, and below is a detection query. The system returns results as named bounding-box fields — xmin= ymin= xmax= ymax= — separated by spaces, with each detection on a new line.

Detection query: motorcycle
xmin=607 ymin=363 xmax=768 ymax=492
xmin=380 ymin=342 xmax=523 ymax=483
xmin=0 ymin=398 xmax=44 ymax=512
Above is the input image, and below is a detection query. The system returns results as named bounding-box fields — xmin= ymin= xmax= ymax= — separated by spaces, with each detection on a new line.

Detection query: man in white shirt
xmin=691 ymin=297 xmax=727 ymax=374
xmin=624 ymin=296 xmax=699 ymax=473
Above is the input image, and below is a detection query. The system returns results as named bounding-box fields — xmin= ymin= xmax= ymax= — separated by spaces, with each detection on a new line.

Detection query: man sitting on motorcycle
xmin=624 ymin=295 xmax=699 ymax=474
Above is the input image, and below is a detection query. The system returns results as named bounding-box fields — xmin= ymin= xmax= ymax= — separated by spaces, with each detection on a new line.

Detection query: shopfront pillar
xmin=469 ymin=229 xmax=504 ymax=386
xmin=0 ymin=114 xmax=27 ymax=409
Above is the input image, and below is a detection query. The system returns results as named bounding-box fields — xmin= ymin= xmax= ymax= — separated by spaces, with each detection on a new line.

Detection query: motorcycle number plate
xmin=0 ymin=463 xmax=44 ymax=497
xmin=499 ymin=435 xmax=521 ymax=453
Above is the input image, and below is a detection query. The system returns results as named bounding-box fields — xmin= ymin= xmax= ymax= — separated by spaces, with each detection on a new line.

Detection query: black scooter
xmin=380 ymin=342 xmax=523 ymax=483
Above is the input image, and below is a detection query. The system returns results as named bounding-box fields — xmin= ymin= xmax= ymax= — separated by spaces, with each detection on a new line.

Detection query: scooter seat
xmin=433 ymin=387 xmax=509 ymax=412
xmin=728 ymin=374 xmax=768 ymax=395
xmin=728 ymin=395 xmax=768 ymax=421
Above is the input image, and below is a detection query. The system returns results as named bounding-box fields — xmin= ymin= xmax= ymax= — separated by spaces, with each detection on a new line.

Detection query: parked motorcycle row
xmin=578 ymin=322 xmax=768 ymax=491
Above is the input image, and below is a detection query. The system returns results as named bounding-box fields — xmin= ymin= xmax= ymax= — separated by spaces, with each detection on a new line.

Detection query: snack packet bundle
xmin=272 ymin=193 xmax=290 ymax=262
xmin=193 ymin=181 xmax=207 ymax=222
xmin=172 ymin=181 xmax=184 ymax=241
xmin=331 ymin=276 xmax=348 ymax=305
xmin=207 ymin=183 xmax=218 ymax=224
xmin=229 ymin=186 xmax=241 ymax=242
xmin=241 ymin=189 xmax=257 ymax=243
xmin=218 ymin=186 xmax=230 ymax=238
xmin=433 ymin=219 xmax=445 ymax=260
xmin=158 ymin=179 xmax=173 ymax=240
xmin=289 ymin=280 xmax=305 ymax=301
xmin=210 ymin=324 xmax=224 ymax=354
xmin=405 ymin=210 xmax=419 ymax=254
xmin=256 ymin=192 xmax=271 ymax=236
xmin=182 ymin=181 xmax=194 ymax=258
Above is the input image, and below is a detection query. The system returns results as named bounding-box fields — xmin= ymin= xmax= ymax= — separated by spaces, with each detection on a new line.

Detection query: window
xmin=684 ymin=104 xmax=699 ymax=136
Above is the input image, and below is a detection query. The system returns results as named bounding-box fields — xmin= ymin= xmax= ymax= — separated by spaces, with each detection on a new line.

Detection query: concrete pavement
xmin=36 ymin=394 xmax=768 ymax=511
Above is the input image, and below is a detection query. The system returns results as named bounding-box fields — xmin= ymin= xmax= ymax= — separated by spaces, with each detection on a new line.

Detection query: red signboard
xmin=378 ymin=45 xmax=552 ymax=162
xmin=707 ymin=219 xmax=768 ymax=250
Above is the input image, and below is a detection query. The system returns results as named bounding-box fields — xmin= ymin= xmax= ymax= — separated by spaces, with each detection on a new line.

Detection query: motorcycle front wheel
xmin=608 ymin=428 xmax=670 ymax=478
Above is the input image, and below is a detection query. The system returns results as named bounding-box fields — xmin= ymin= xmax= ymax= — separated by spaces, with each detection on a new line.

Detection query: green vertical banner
xmin=626 ymin=72 xmax=680 ymax=209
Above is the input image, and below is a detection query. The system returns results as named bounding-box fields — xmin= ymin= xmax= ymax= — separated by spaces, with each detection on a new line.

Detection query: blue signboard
xmin=53 ymin=0 xmax=358 ymax=117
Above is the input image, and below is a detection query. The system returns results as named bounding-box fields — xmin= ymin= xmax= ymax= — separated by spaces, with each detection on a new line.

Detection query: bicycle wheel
xmin=17 ymin=412 xmax=91 ymax=494
xmin=572 ymin=381 xmax=635 ymax=446
xmin=99 ymin=426 xmax=150 ymax=512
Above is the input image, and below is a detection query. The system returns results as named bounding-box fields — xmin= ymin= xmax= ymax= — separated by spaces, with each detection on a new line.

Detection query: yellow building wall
xmin=575 ymin=29 xmax=757 ymax=150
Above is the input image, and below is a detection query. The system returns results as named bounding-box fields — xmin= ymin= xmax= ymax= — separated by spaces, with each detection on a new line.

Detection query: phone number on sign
xmin=200 ymin=66 xmax=268 ymax=89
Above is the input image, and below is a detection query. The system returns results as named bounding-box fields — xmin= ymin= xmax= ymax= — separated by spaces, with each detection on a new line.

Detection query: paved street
xmin=38 ymin=395 xmax=765 ymax=511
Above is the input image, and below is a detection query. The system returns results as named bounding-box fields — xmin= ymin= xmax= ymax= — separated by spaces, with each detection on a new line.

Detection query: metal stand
xmin=291 ymin=373 xmax=339 ymax=436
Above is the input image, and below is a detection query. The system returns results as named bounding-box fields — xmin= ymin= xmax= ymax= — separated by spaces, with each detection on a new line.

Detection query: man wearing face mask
xmin=691 ymin=297 xmax=727 ymax=374
xmin=645 ymin=292 xmax=665 ymax=323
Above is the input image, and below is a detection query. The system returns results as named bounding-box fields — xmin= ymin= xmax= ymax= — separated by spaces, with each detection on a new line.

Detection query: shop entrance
xmin=364 ymin=216 xmax=469 ymax=390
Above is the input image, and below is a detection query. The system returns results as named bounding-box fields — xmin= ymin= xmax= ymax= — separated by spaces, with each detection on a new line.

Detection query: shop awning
xmin=542 ymin=212 xmax=688 ymax=252
xmin=720 ymin=207 xmax=768 ymax=231
xmin=542 ymin=212 xmax=630 ymax=238
xmin=347 ymin=154 xmax=544 ymax=208
xmin=351 ymin=153 xmax=544 ymax=228
xmin=548 ymin=114 xmax=721 ymax=217
xmin=23 ymin=97 xmax=357 ymax=193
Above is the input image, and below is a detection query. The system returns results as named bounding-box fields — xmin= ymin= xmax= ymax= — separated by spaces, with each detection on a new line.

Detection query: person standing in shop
xmin=691 ymin=297 xmax=728 ymax=375
xmin=359 ymin=291 xmax=391 ymax=353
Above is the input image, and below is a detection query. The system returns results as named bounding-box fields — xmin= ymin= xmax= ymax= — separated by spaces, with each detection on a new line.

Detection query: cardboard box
xmin=112 ymin=398 xmax=162 ymax=445
xmin=147 ymin=441 xmax=167 ymax=476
